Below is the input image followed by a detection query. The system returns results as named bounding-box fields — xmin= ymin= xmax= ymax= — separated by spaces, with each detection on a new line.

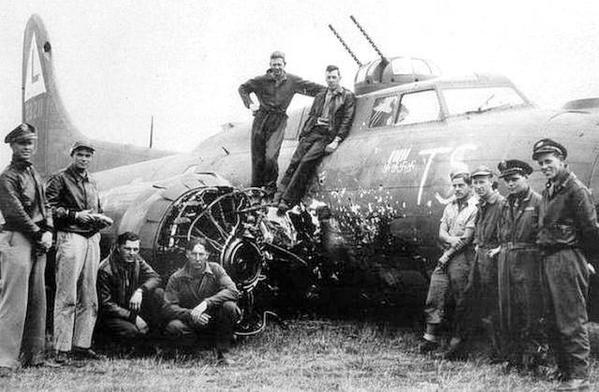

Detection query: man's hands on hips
xmin=75 ymin=209 xmax=94 ymax=223
xmin=129 ymin=289 xmax=143 ymax=312
xmin=39 ymin=231 xmax=53 ymax=251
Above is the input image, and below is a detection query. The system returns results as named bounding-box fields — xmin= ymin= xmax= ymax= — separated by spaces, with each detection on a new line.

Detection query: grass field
xmin=0 ymin=320 xmax=596 ymax=392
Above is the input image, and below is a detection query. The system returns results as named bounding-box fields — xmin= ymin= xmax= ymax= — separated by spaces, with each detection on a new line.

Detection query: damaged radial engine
xmin=100 ymin=171 xmax=314 ymax=335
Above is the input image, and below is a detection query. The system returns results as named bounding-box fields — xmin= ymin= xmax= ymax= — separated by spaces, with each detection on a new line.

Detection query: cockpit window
xmin=368 ymin=96 xmax=398 ymax=128
xmin=442 ymin=86 xmax=526 ymax=116
xmin=396 ymin=90 xmax=440 ymax=125
xmin=391 ymin=58 xmax=412 ymax=75
xmin=412 ymin=59 xmax=432 ymax=75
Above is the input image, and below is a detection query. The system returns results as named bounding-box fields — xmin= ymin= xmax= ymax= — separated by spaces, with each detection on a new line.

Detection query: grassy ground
xmin=0 ymin=320 xmax=596 ymax=392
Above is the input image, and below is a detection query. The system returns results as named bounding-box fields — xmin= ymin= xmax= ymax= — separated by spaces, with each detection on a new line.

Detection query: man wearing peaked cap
xmin=533 ymin=139 xmax=596 ymax=390
xmin=0 ymin=123 xmax=54 ymax=375
xmin=532 ymin=138 xmax=567 ymax=161
xmin=3 ymin=122 xmax=38 ymax=144
xmin=497 ymin=159 xmax=533 ymax=178
xmin=469 ymin=164 xmax=505 ymax=360
xmin=495 ymin=158 xmax=543 ymax=369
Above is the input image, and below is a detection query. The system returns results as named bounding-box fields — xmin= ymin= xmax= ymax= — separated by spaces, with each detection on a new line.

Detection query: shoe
xmin=55 ymin=351 xmax=70 ymax=364
xmin=215 ymin=350 xmax=234 ymax=366
xmin=26 ymin=359 xmax=62 ymax=368
xmin=555 ymin=378 xmax=590 ymax=391
xmin=72 ymin=347 xmax=105 ymax=360
xmin=442 ymin=337 xmax=464 ymax=360
xmin=418 ymin=339 xmax=439 ymax=353
xmin=0 ymin=366 xmax=12 ymax=377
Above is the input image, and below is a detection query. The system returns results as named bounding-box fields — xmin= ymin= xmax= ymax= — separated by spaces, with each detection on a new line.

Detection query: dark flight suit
xmin=0 ymin=158 xmax=52 ymax=368
xmin=279 ymin=86 xmax=356 ymax=205
xmin=496 ymin=187 xmax=543 ymax=366
xmin=424 ymin=196 xmax=477 ymax=340
xmin=164 ymin=262 xmax=241 ymax=351
xmin=470 ymin=191 xmax=504 ymax=350
xmin=537 ymin=170 xmax=598 ymax=380
xmin=97 ymin=251 xmax=166 ymax=342
xmin=238 ymin=71 xmax=324 ymax=194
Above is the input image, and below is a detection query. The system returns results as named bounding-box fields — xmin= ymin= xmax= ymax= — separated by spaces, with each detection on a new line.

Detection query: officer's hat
xmin=470 ymin=165 xmax=494 ymax=178
xmin=4 ymin=123 xmax=37 ymax=144
xmin=532 ymin=138 xmax=567 ymax=160
xmin=498 ymin=159 xmax=533 ymax=178
xmin=69 ymin=141 xmax=95 ymax=155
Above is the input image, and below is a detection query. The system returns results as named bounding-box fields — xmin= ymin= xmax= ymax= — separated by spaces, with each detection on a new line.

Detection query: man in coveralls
xmin=469 ymin=165 xmax=505 ymax=359
xmin=0 ymin=124 xmax=54 ymax=376
xmin=238 ymin=51 xmax=325 ymax=198
xmin=494 ymin=159 xmax=543 ymax=369
xmin=533 ymin=139 xmax=597 ymax=391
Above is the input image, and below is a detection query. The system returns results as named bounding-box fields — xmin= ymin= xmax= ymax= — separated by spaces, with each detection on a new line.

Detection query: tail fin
xmin=22 ymin=14 xmax=173 ymax=177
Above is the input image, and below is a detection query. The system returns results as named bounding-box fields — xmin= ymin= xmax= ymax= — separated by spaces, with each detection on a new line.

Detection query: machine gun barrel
xmin=350 ymin=15 xmax=387 ymax=63
xmin=328 ymin=24 xmax=363 ymax=67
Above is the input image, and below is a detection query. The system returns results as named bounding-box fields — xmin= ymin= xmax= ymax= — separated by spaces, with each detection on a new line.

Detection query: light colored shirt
xmin=440 ymin=196 xmax=477 ymax=238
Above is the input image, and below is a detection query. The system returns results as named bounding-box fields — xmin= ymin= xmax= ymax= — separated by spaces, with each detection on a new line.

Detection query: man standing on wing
xmin=276 ymin=64 xmax=355 ymax=212
xmin=0 ymin=124 xmax=54 ymax=376
xmin=239 ymin=51 xmax=325 ymax=198
xmin=46 ymin=141 xmax=112 ymax=363
xmin=533 ymin=139 xmax=597 ymax=391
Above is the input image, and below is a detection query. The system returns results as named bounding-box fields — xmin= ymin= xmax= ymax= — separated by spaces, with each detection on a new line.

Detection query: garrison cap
xmin=470 ymin=165 xmax=494 ymax=178
xmin=532 ymin=138 xmax=567 ymax=160
xmin=450 ymin=170 xmax=470 ymax=181
xmin=4 ymin=123 xmax=37 ymax=144
xmin=270 ymin=50 xmax=286 ymax=62
xmin=498 ymin=159 xmax=533 ymax=178
xmin=69 ymin=141 xmax=95 ymax=155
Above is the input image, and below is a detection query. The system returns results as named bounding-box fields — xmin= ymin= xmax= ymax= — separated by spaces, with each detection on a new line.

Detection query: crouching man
xmin=97 ymin=232 xmax=167 ymax=349
xmin=165 ymin=238 xmax=241 ymax=365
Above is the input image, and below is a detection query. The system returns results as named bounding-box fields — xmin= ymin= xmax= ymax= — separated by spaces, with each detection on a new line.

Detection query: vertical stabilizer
xmin=22 ymin=15 xmax=173 ymax=178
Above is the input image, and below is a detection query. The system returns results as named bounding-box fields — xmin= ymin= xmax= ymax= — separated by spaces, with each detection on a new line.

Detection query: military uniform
xmin=532 ymin=140 xmax=596 ymax=383
xmin=46 ymin=142 xmax=109 ymax=355
xmin=496 ymin=160 xmax=543 ymax=366
xmin=239 ymin=68 xmax=324 ymax=195
xmin=469 ymin=167 xmax=505 ymax=354
xmin=278 ymin=86 xmax=356 ymax=206
xmin=0 ymin=124 xmax=52 ymax=370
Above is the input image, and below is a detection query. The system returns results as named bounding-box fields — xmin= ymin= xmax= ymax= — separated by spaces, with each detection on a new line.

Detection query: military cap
xmin=498 ymin=159 xmax=533 ymax=178
xmin=449 ymin=170 xmax=470 ymax=181
xmin=270 ymin=50 xmax=286 ymax=62
xmin=4 ymin=123 xmax=37 ymax=144
xmin=532 ymin=138 xmax=567 ymax=160
xmin=69 ymin=141 xmax=95 ymax=155
xmin=470 ymin=165 xmax=494 ymax=178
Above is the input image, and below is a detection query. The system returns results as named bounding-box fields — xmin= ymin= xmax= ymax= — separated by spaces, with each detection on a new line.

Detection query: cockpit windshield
xmin=442 ymin=86 xmax=526 ymax=116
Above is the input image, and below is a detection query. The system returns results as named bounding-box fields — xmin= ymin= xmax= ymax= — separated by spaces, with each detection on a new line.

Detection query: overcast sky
xmin=1 ymin=0 xmax=599 ymax=166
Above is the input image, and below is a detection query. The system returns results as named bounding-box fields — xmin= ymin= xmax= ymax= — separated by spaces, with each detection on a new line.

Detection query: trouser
xmin=53 ymin=231 xmax=101 ymax=352
xmin=542 ymin=248 xmax=590 ymax=380
xmin=423 ymin=250 xmax=473 ymax=339
xmin=97 ymin=288 xmax=168 ymax=342
xmin=497 ymin=247 xmax=543 ymax=363
xmin=164 ymin=301 xmax=241 ymax=351
xmin=470 ymin=247 xmax=499 ymax=338
xmin=251 ymin=110 xmax=288 ymax=193
xmin=279 ymin=129 xmax=328 ymax=205
xmin=0 ymin=231 xmax=46 ymax=369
